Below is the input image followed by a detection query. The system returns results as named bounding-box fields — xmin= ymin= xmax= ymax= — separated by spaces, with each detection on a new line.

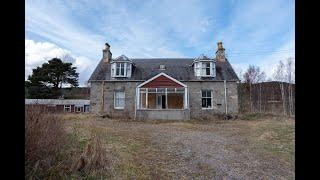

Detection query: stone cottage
xmin=88 ymin=42 xmax=239 ymax=120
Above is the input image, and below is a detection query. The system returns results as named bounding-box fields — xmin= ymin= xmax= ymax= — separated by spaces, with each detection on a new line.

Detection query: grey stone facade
xmin=90 ymin=81 xmax=238 ymax=120
xmin=186 ymin=81 xmax=238 ymax=119
xmin=89 ymin=42 xmax=239 ymax=120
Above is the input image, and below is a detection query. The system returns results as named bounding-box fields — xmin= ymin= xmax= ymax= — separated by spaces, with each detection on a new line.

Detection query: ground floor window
xmin=114 ymin=91 xmax=125 ymax=109
xmin=139 ymin=88 xmax=185 ymax=109
xmin=201 ymin=90 xmax=212 ymax=109
xmin=75 ymin=106 xmax=82 ymax=112
xmin=64 ymin=105 xmax=71 ymax=112
xmin=84 ymin=105 xmax=90 ymax=112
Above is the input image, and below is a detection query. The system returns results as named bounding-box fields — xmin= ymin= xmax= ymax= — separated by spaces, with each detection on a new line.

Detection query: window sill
xmin=137 ymin=108 xmax=187 ymax=111
xmin=198 ymin=76 xmax=214 ymax=77
xmin=201 ymin=108 xmax=213 ymax=110
xmin=114 ymin=107 xmax=124 ymax=110
xmin=113 ymin=77 xmax=129 ymax=78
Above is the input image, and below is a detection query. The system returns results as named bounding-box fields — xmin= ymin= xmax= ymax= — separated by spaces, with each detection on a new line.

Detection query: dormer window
xmin=116 ymin=62 xmax=125 ymax=76
xmin=111 ymin=55 xmax=132 ymax=78
xmin=202 ymin=62 xmax=211 ymax=76
xmin=193 ymin=55 xmax=216 ymax=77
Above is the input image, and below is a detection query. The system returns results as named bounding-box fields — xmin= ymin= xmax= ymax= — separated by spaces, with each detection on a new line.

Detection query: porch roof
xmin=138 ymin=73 xmax=187 ymax=88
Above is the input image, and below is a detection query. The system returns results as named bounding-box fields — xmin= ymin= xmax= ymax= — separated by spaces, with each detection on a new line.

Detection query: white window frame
xmin=64 ymin=105 xmax=71 ymax=112
xmin=126 ymin=63 xmax=132 ymax=77
xmin=194 ymin=61 xmax=216 ymax=77
xmin=201 ymin=62 xmax=211 ymax=76
xmin=111 ymin=62 xmax=132 ymax=78
xmin=114 ymin=91 xmax=125 ymax=109
xmin=116 ymin=62 xmax=125 ymax=77
xmin=201 ymin=90 xmax=213 ymax=109
xmin=194 ymin=62 xmax=200 ymax=76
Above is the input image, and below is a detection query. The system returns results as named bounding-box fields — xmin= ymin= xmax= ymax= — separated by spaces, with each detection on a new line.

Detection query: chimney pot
xmin=103 ymin=42 xmax=112 ymax=63
xmin=104 ymin=43 xmax=110 ymax=50
xmin=215 ymin=41 xmax=226 ymax=62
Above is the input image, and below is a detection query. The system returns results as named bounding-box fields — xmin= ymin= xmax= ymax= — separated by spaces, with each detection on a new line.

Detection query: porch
xmin=135 ymin=73 xmax=190 ymax=120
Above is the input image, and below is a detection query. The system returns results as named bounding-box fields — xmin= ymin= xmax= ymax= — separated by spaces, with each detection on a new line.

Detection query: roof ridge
xmin=130 ymin=58 xmax=195 ymax=60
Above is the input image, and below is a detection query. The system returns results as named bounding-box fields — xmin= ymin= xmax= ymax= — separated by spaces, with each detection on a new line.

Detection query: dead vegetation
xmin=25 ymin=110 xmax=295 ymax=179
xmin=25 ymin=105 xmax=66 ymax=178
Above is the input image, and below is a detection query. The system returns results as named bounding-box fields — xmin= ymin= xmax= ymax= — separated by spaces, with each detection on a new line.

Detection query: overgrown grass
xmin=25 ymin=105 xmax=68 ymax=179
xmin=25 ymin=107 xmax=113 ymax=179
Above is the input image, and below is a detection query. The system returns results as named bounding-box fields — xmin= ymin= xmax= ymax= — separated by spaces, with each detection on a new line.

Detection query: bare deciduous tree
xmin=273 ymin=60 xmax=286 ymax=115
xmin=273 ymin=57 xmax=295 ymax=116
xmin=243 ymin=65 xmax=266 ymax=84
xmin=243 ymin=65 xmax=266 ymax=112
xmin=285 ymin=57 xmax=295 ymax=116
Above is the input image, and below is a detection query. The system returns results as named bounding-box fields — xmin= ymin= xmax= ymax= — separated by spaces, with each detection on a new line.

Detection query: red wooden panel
xmin=141 ymin=75 xmax=183 ymax=88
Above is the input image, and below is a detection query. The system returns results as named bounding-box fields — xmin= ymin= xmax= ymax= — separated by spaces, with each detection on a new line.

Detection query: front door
xmin=156 ymin=94 xmax=166 ymax=109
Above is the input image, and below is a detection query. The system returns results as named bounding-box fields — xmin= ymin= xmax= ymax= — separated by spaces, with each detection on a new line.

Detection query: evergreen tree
xmin=26 ymin=58 xmax=79 ymax=98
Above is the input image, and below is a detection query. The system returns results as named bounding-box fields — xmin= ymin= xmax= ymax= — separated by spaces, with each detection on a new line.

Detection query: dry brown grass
xmin=25 ymin=107 xmax=113 ymax=179
xmin=25 ymin=106 xmax=65 ymax=164
xmin=72 ymin=124 xmax=111 ymax=176
xmin=26 ymin=112 xmax=294 ymax=179
xmin=25 ymin=105 xmax=67 ymax=179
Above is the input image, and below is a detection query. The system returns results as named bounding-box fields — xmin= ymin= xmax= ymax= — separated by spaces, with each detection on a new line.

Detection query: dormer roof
xmin=111 ymin=55 xmax=132 ymax=62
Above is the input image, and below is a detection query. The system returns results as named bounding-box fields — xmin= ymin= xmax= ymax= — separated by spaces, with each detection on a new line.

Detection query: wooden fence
xmin=238 ymin=82 xmax=295 ymax=116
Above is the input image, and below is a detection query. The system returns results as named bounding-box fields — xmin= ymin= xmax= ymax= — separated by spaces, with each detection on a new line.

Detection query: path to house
xmin=65 ymin=114 xmax=295 ymax=179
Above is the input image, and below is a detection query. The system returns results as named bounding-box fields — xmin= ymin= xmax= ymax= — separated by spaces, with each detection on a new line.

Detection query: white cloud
xmin=258 ymin=37 xmax=295 ymax=79
xmin=25 ymin=0 xmax=294 ymax=83
xmin=25 ymin=39 xmax=95 ymax=86
xmin=26 ymin=1 xmax=104 ymax=60
xmin=230 ymin=36 xmax=295 ymax=81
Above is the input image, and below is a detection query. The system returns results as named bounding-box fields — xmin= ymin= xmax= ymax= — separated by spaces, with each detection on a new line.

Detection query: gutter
xmin=134 ymin=87 xmax=137 ymax=120
xmin=100 ymin=81 xmax=105 ymax=116
xmin=89 ymin=79 xmax=238 ymax=82
xmin=224 ymin=80 xmax=228 ymax=115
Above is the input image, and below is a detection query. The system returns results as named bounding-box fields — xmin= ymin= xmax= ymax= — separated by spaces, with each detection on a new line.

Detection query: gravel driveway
xmin=145 ymin=123 xmax=294 ymax=179
xmin=72 ymin=117 xmax=295 ymax=179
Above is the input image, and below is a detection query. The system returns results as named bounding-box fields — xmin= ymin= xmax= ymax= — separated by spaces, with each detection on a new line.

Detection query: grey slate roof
xmin=25 ymin=99 xmax=90 ymax=105
xmin=89 ymin=57 xmax=239 ymax=81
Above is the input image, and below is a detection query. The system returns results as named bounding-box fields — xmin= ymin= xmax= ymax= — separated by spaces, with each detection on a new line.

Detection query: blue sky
xmin=25 ymin=0 xmax=295 ymax=86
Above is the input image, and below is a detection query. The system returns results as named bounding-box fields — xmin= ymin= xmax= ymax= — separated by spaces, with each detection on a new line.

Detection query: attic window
xmin=194 ymin=61 xmax=216 ymax=77
xmin=111 ymin=62 xmax=132 ymax=78
xmin=159 ymin=65 xmax=166 ymax=70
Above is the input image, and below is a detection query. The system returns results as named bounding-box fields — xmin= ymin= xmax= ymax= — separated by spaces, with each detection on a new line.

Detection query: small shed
xmin=25 ymin=99 xmax=90 ymax=113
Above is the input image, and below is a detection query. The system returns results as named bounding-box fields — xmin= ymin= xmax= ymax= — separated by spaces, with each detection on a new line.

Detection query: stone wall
xmin=136 ymin=109 xmax=190 ymax=120
xmin=90 ymin=81 xmax=141 ymax=119
xmin=185 ymin=81 xmax=238 ymax=119
xmin=90 ymin=81 xmax=238 ymax=120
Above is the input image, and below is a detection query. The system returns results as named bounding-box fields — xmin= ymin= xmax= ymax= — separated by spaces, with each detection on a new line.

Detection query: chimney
xmin=103 ymin=42 xmax=112 ymax=63
xmin=215 ymin=41 xmax=226 ymax=62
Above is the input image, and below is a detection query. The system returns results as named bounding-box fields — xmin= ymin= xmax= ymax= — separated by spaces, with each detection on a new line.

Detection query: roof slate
xmin=89 ymin=57 xmax=239 ymax=81
xmin=25 ymin=99 xmax=90 ymax=105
